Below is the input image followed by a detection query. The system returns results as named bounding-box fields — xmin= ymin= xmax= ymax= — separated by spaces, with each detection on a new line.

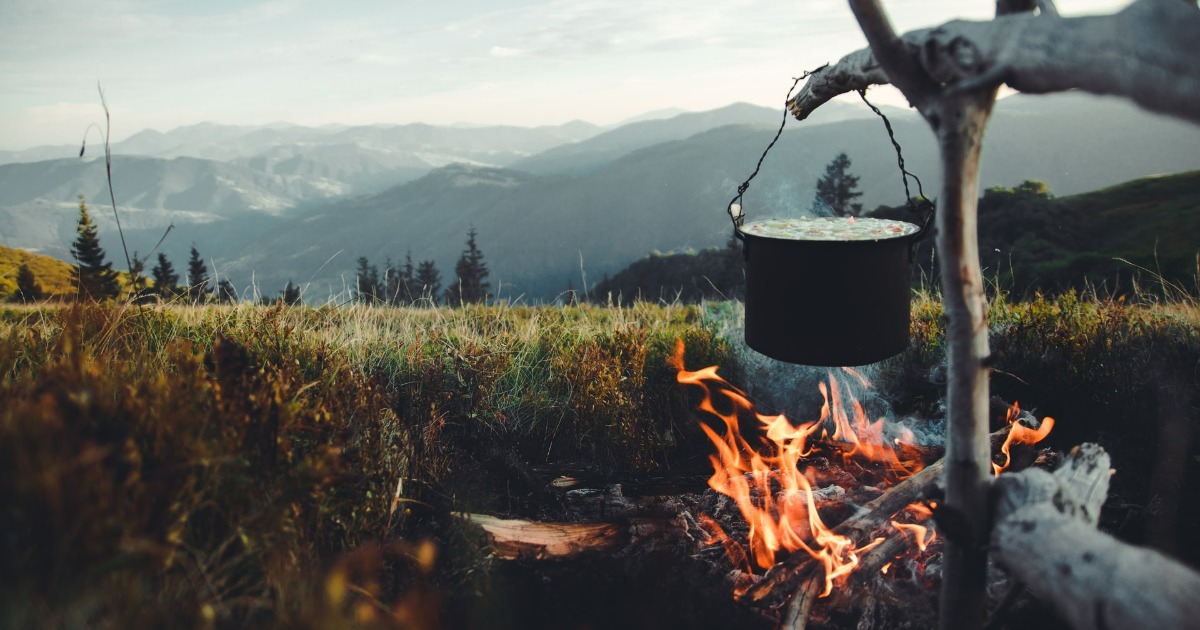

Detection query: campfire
xmin=665 ymin=340 xmax=1061 ymax=625
xmin=458 ymin=340 xmax=1200 ymax=629
xmin=668 ymin=340 xmax=939 ymax=598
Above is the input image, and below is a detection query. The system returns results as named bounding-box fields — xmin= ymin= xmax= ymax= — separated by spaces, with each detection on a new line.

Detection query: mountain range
xmin=2 ymin=92 xmax=1199 ymax=303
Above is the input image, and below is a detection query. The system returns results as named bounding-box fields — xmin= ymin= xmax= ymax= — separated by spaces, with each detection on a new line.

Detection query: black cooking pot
xmin=735 ymin=212 xmax=931 ymax=367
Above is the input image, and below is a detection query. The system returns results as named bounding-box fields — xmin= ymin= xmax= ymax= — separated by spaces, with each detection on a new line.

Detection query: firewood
xmin=991 ymin=444 xmax=1200 ymax=630
xmin=746 ymin=426 xmax=1037 ymax=630
xmin=455 ymin=513 xmax=624 ymax=559
xmin=741 ymin=457 xmax=945 ymax=610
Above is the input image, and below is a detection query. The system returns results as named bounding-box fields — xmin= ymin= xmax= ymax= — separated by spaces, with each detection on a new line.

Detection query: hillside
xmin=0 ymin=245 xmax=75 ymax=299
xmin=5 ymin=93 xmax=1200 ymax=302
xmin=875 ymin=170 xmax=1200 ymax=295
xmin=0 ymin=119 xmax=602 ymax=167
xmin=224 ymin=92 xmax=1200 ymax=302
xmin=594 ymin=171 xmax=1200 ymax=303
xmin=512 ymin=100 xmax=906 ymax=175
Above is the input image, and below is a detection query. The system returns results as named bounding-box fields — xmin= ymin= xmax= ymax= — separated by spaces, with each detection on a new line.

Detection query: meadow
xmin=1 ymin=291 xmax=1197 ymax=628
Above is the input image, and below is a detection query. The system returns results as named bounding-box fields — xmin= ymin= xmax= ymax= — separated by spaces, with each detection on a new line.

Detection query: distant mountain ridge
xmin=3 ymin=93 xmax=1199 ymax=303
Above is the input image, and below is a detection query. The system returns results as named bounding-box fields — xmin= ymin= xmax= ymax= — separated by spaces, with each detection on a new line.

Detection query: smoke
xmin=701 ymin=302 xmax=945 ymax=446
xmin=748 ymin=180 xmax=832 ymax=223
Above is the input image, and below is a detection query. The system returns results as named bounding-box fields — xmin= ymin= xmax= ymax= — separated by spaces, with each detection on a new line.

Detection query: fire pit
xmin=459 ymin=342 xmax=1065 ymax=629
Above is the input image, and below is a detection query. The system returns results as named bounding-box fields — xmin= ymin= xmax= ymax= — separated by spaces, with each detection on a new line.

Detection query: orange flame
xmin=890 ymin=520 xmax=936 ymax=552
xmin=992 ymin=402 xmax=1055 ymax=476
xmin=670 ymin=340 xmax=927 ymax=597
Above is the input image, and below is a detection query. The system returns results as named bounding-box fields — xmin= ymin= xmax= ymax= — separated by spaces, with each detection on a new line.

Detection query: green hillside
xmin=0 ymin=245 xmax=75 ymax=299
xmin=1064 ymin=170 xmax=1200 ymax=287
xmin=602 ymin=171 xmax=1200 ymax=302
xmin=1 ymin=244 xmax=152 ymax=301
xmin=953 ymin=170 xmax=1200 ymax=295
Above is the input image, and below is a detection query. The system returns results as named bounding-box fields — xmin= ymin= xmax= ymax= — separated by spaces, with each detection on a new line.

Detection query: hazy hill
xmin=511 ymin=100 xmax=899 ymax=175
xmin=0 ymin=154 xmax=351 ymax=274
xmin=0 ymin=120 xmax=602 ymax=167
xmin=4 ymin=93 xmax=1199 ymax=302
xmin=225 ymin=92 xmax=1200 ymax=302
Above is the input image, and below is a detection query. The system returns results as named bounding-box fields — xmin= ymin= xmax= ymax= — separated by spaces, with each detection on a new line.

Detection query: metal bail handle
xmin=908 ymin=198 xmax=935 ymax=261
xmin=729 ymin=202 xmax=746 ymax=241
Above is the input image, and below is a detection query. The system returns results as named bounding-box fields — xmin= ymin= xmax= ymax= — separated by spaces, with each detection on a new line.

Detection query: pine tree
xmin=565 ymin=277 xmax=578 ymax=306
xmin=151 ymin=253 xmax=180 ymax=299
xmin=445 ymin=228 xmax=490 ymax=306
xmin=355 ymin=256 xmax=381 ymax=304
xmin=14 ymin=263 xmax=43 ymax=302
xmin=281 ymin=280 xmax=302 ymax=306
xmin=415 ymin=260 xmax=441 ymax=306
xmin=382 ymin=257 xmax=396 ymax=305
xmin=216 ymin=279 xmax=238 ymax=304
xmin=128 ymin=251 xmax=150 ymax=302
xmin=186 ymin=244 xmax=209 ymax=302
xmin=70 ymin=196 xmax=120 ymax=301
xmin=398 ymin=253 xmax=416 ymax=305
xmin=813 ymin=152 xmax=863 ymax=217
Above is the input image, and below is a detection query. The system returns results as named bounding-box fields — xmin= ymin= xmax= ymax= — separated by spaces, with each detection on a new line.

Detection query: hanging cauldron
xmin=734 ymin=211 xmax=931 ymax=367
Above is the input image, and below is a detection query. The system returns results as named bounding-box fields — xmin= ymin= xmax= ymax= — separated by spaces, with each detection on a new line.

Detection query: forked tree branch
xmin=791 ymin=0 xmax=1200 ymax=127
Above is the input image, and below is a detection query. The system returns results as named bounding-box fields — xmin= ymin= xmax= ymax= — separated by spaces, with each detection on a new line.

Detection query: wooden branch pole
xmin=792 ymin=0 xmax=1200 ymax=125
xmin=929 ymin=91 xmax=996 ymax=630
xmin=992 ymin=444 xmax=1200 ymax=630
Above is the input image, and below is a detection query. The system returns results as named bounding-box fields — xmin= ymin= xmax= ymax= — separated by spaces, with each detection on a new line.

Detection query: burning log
xmin=742 ymin=456 xmax=944 ymax=622
xmin=744 ymin=428 xmax=1017 ymax=613
xmin=991 ymin=444 xmax=1200 ymax=630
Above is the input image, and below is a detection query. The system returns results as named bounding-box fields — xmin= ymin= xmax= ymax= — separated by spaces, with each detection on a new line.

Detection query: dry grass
xmin=1 ymin=293 xmax=1196 ymax=628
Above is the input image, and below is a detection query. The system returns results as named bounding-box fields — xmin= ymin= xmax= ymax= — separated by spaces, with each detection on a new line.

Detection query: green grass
xmin=1 ymin=295 xmax=1196 ymax=627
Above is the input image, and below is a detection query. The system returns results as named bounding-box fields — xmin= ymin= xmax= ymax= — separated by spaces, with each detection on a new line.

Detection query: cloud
xmin=489 ymin=46 xmax=523 ymax=58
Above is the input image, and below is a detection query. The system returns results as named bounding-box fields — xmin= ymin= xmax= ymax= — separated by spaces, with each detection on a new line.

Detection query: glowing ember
xmin=993 ymin=401 xmax=1055 ymax=476
xmin=669 ymin=340 xmax=930 ymax=597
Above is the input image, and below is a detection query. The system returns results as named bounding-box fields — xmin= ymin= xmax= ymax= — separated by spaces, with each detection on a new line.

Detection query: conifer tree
xmin=813 ymin=152 xmax=863 ymax=217
xmin=382 ymin=257 xmax=396 ymax=305
xmin=70 ymin=196 xmax=120 ymax=301
xmin=216 ymin=279 xmax=238 ymax=304
xmin=281 ymin=280 xmax=302 ymax=306
xmin=355 ymin=256 xmax=381 ymax=304
xmin=445 ymin=228 xmax=490 ymax=306
xmin=721 ymin=232 xmax=745 ymax=300
xmin=14 ymin=264 xmax=42 ymax=302
xmin=565 ymin=277 xmax=578 ymax=306
xmin=128 ymin=251 xmax=150 ymax=302
xmin=186 ymin=245 xmax=209 ymax=302
xmin=152 ymin=253 xmax=180 ymax=299
xmin=415 ymin=260 xmax=441 ymax=306
xmin=398 ymin=253 xmax=416 ymax=305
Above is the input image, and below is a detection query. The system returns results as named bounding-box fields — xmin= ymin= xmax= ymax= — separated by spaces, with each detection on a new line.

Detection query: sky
xmin=1 ymin=0 xmax=1133 ymax=151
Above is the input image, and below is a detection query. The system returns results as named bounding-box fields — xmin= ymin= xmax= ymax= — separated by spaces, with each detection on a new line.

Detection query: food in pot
xmin=740 ymin=216 xmax=918 ymax=241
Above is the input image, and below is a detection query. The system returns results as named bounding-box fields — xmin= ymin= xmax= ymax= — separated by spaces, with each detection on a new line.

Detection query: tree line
xmin=8 ymin=196 xmax=496 ymax=307
xmin=352 ymin=227 xmax=490 ymax=306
